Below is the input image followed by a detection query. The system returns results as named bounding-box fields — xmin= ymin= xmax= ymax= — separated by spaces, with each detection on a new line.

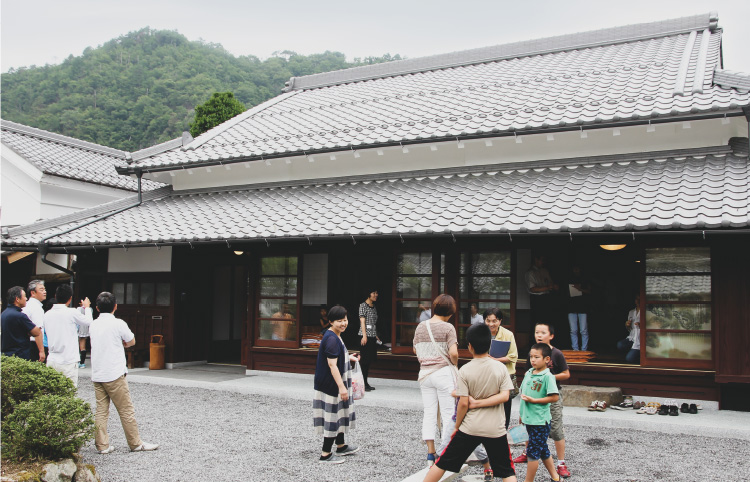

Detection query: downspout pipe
xmin=38 ymin=170 xmax=145 ymax=288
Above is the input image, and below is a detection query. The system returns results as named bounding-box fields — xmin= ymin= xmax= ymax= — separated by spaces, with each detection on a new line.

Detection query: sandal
xmin=645 ymin=406 xmax=658 ymax=415
xmin=588 ymin=400 xmax=599 ymax=411
xmin=596 ymin=401 xmax=608 ymax=412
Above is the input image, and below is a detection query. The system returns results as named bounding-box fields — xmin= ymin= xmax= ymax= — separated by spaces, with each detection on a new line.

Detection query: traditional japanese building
xmin=2 ymin=13 xmax=749 ymax=408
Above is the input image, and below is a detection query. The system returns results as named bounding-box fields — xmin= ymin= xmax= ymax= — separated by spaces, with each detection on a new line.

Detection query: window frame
xmin=640 ymin=246 xmax=713 ymax=370
xmin=253 ymin=254 xmax=302 ymax=349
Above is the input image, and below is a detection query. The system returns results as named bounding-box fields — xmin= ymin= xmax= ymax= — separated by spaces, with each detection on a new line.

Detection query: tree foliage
xmin=1 ymin=27 xmax=402 ymax=151
xmin=1 ymin=354 xmax=76 ymax=420
xmin=190 ymin=92 xmax=246 ymax=137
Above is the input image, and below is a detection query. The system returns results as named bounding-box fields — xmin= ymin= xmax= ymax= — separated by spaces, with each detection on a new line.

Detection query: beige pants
xmin=94 ymin=376 xmax=143 ymax=451
xmin=47 ymin=360 xmax=78 ymax=387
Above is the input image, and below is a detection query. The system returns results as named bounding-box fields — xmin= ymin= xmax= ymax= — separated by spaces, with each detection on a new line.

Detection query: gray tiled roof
xmin=4 ymin=146 xmax=748 ymax=248
xmin=1 ymin=120 xmax=164 ymax=192
xmin=713 ymin=69 xmax=750 ymax=91
xmin=124 ymin=14 xmax=750 ymax=172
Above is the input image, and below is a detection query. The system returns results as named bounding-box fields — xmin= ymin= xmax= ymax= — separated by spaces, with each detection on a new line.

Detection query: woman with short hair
xmin=313 ymin=305 xmax=361 ymax=464
xmin=413 ymin=294 xmax=459 ymax=466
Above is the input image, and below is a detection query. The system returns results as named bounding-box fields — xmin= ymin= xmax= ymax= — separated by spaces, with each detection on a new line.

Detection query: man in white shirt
xmin=44 ymin=284 xmax=92 ymax=387
xmin=22 ymin=280 xmax=47 ymax=363
xmin=469 ymin=303 xmax=484 ymax=325
xmin=90 ymin=291 xmax=158 ymax=454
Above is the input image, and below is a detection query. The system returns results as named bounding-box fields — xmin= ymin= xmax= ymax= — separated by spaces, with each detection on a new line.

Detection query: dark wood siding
xmin=713 ymin=239 xmax=750 ymax=384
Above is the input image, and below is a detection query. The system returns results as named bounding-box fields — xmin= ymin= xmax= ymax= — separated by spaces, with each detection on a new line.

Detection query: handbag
xmin=351 ymin=360 xmax=365 ymax=400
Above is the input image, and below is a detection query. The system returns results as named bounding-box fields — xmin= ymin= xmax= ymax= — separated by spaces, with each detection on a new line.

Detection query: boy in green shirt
xmin=519 ymin=343 xmax=561 ymax=482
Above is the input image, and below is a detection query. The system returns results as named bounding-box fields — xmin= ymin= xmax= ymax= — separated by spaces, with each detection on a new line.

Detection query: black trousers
xmin=360 ymin=336 xmax=378 ymax=385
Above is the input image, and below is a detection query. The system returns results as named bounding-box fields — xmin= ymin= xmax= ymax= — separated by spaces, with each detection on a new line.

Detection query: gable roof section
xmin=124 ymin=13 xmax=750 ymax=173
xmin=1 ymin=120 xmax=164 ymax=192
xmin=5 ymin=145 xmax=748 ymax=249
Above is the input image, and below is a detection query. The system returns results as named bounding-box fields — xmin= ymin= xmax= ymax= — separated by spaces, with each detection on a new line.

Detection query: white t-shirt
xmin=22 ymin=297 xmax=45 ymax=341
xmin=90 ymin=313 xmax=134 ymax=383
xmin=44 ymin=304 xmax=92 ymax=365
xmin=470 ymin=313 xmax=484 ymax=325
xmin=627 ymin=308 xmax=641 ymax=350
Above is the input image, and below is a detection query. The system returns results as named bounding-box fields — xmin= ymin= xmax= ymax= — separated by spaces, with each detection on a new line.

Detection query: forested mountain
xmin=1 ymin=28 xmax=401 ymax=151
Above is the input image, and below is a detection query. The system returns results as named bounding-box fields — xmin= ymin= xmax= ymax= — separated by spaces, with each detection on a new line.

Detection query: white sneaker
xmin=131 ymin=442 xmax=159 ymax=452
xmin=97 ymin=445 xmax=115 ymax=454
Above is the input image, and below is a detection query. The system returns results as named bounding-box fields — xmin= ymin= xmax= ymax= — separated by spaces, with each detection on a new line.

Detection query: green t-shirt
xmin=518 ymin=368 xmax=559 ymax=426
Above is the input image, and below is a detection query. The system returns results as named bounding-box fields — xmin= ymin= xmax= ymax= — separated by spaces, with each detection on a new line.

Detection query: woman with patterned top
xmin=358 ymin=289 xmax=380 ymax=391
xmin=413 ymin=294 xmax=459 ymax=467
xmin=313 ymin=305 xmax=361 ymax=464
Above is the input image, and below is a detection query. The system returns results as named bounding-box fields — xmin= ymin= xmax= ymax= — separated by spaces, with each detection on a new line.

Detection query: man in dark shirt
xmin=2 ymin=286 xmax=42 ymax=360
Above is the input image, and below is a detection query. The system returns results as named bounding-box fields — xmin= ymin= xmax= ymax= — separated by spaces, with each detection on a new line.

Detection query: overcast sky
xmin=2 ymin=0 xmax=749 ymax=73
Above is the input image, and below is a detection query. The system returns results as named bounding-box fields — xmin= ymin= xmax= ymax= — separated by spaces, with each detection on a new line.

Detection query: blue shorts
xmin=526 ymin=423 xmax=551 ymax=461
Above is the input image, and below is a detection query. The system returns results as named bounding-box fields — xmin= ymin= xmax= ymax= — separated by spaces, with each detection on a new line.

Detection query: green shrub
xmin=1 ymin=394 xmax=94 ymax=459
xmin=1 ymin=355 xmax=76 ymax=420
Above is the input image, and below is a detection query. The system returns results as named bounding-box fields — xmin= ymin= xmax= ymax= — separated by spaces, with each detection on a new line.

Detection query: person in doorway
xmin=617 ymin=295 xmax=641 ymax=364
xmin=417 ymin=303 xmax=432 ymax=322
xmin=413 ymin=294 xmax=459 ymax=467
xmin=525 ymin=254 xmax=559 ymax=328
xmin=484 ymin=308 xmax=518 ymax=430
xmin=90 ymin=291 xmax=159 ymax=454
xmin=43 ymin=284 xmax=93 ymax=387
xmin=358 ymin=289 xmax=380 ymax=391
xmin=2 ymin=286 xmax=42 ymax=360
xmin=271 ymin=303 xmax=294 ymax=341
xmin=78 ymin=306 xmax=90 ymax=368
xmin=318 ymin=305 xmax=329 ymax=333
xmin=469 ymin=303 xmax=484 ymax=325
xmin=22 ymin=280 xmax=47 ymax=362
xmin=313 ymin=305 xmax=361 ymax=464
xmin=422 ymin=323 xmax=517 ymax=482
xmin=566 ymin=264 xmax=591 ymax=351
xmin=514 ymin=323 xmax=571 ymax=479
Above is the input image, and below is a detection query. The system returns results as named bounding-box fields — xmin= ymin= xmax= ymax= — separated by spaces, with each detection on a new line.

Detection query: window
xmin=393 ymin=252 xmax=442 ymax=352
xmin=257 ymin=256 xmax=299 ymax=345
xmin=644 ymin=247 xmax=712 ymax=367
xmin=111 ymin=281 xmax=170 ymax=306
xmin=457 ymin=252 xmax=511 ymax=348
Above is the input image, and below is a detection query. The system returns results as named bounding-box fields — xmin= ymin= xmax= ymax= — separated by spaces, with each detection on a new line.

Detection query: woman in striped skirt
xmin=313 ymin=305 xmax=361 ymax=464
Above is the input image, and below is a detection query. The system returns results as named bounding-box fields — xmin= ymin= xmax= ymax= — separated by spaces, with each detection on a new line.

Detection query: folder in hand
xmin=489 ymin=339 xmax=511 ymax=358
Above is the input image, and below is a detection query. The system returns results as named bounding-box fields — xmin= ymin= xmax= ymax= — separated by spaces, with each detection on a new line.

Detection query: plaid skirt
xmin=313 ymin=369 xmax=356 ymax=438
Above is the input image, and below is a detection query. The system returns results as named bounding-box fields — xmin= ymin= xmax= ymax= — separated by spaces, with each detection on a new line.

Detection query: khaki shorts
xmin=549 ymin=389 xmax=565 ymax=441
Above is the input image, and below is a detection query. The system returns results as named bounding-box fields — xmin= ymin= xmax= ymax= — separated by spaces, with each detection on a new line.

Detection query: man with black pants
xmin=359 ymin=289 xmax=379 ymax=391
xmin=2 ymin=286 xmax=43 ymax=360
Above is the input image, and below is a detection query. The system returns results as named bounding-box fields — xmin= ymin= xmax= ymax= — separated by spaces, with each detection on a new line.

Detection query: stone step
xmin=561 ymin=384 xmax=623 ymax=408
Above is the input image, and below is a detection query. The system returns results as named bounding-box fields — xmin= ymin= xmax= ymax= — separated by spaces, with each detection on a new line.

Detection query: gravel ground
xmin=77 ymin=379 xmax=748 ymax=482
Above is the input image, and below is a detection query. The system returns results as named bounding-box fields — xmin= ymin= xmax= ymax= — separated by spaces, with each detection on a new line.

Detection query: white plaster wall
xmin=1 ymin=150 xmax=43 ymax=226
xmin=162 ymin=117 xmax=745 ymax=192
xmin=40 ymin=179 xmax=130 ymax=220
xmin=107 ymin=246 xmax=172 ymax=273
xmin=36 ymin=253 xmax=71 ymax=275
